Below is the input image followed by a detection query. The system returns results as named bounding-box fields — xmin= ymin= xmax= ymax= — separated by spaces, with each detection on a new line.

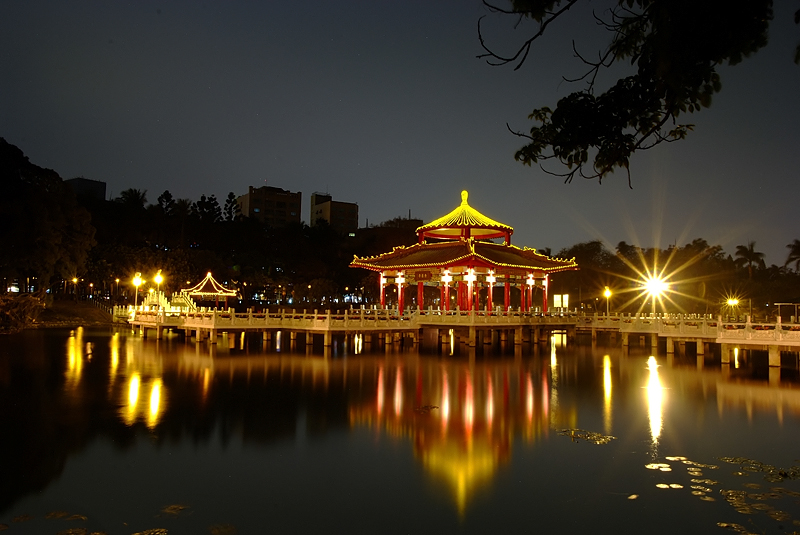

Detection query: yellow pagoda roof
xmin=350 ymin=239 xmax=577 ymax=273
xmin=416 ymin=190 xmax=513 ymax=242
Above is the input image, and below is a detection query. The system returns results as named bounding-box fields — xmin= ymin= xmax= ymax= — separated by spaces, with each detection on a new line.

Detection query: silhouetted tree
xmin=0 ymin=138 xmax=95 ymax=288
xmin=223 ymin=192 xmax=240 ymax=222
xmin=157 ymin=190 xmax=176 ymax=216
xmin=735 ymin=241 xmax=765 ymax=279
xmin=786 ymin=239 xmax=800 ymax=271
xmin=480 ymin=0 xmax=776 ymax=184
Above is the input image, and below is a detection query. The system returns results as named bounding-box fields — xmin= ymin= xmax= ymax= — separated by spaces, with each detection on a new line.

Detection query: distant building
xmin=310 ymin=192 xmax=359 ymax=234
xmin=238 ymin=186 xmax=302 ymax=227
xmin=65 ymin=177 xmax=106 ymax=202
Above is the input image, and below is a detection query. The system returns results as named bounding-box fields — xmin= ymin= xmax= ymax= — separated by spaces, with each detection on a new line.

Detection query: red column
xmin=398 ymin=283 xmax=404 ymax=314
xmin=521 ymin=283 xmax=526 ymax=311
xmin=380 ymin=274 xmax=386 ymax=308
xmin=542 ymin=275 xmax=549 ymax=313
xmin=417 ymin=282 xmax=424 ymax=310
xmin=504 ymin=279 xmax=510 ymax=311
xmin=487 ymin=283 xmax=493 ymax=312
xmin=444 ymin=283 xmax=450 ymax=311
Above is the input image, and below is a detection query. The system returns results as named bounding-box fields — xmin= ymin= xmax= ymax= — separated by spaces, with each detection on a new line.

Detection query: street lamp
xmin=604 ymin=286 xmax=611 ymax=316
xmin=154 ymin=270 xmax=163 ymax=309
xmin=133 ymin=272 xmax=143 ymax=311
xmin=643 ymin=276 xmax=668 ymax=314
xmin=115 ymin=278 xmax=120 ymax=298
xmin=72 ymin=277 xmax=78 ymax=297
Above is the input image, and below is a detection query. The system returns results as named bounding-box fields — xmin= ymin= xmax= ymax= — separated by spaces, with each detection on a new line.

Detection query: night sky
xmin=2 ymin=1 xmax=799 ymax=265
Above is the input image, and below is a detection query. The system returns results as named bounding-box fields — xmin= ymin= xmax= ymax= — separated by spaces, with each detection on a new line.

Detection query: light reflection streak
xmin=464 ymin=371 xmax=474 ymax=435
xmin=147 ymin=378 xmax=163 ymax=428
xmin=394 ymin=367 xmax=403 ymax=417
xmin=486 ymin=373 xmax=494 ymax=430
xmin=442 ymin=370 xmax=450 ymax=431
xmin=449 ymin=329 xmax=454 ymax=356
xmin=202 ymin=368 xmax=210 ymax=400
xmin=354 ymin=333 xmax=363 ymax=354
xmin=65 ymin=328 xmax=83 ymax=389
xmin=603 ymin=354 xmax=612 ymax=435
xmin=734 ymin=347 xmax=740 ymax=369
xmin=549 ymin=340 xmax=559 ymax=425
xmin=646 ymin=356 xmax=663 ymax=456
xmin=126 ymin=373 xmax=141 ymax=425
xmin=377 ymin=366 xmax=384 ymax=416
xmin=526 ymin=373 xmax=534 ymax=424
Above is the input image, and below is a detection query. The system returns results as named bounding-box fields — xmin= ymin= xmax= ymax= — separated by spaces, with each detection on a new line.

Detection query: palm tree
xmin=116 ymin=188 xmax=148 ymax=211
xmin=735 ymin=241 xmax=765 ymax=279
xmin=786 ymin=239 xmax=800 ymax=271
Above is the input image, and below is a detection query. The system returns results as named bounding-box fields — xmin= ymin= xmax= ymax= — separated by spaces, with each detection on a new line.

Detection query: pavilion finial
xmin=460 ymin=190 xmax=468 ymax=205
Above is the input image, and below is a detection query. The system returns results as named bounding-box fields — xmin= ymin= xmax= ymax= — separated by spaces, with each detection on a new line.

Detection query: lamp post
xmin=154 ymin=270 xmax=163 ymax=309
xmin=72 ymin=277 xmax=78 ymax=298
xmin=115 ymin=278 xmax=120 ymax=299
xmin=604 ymin=286 xmax=611 ymax=316
xmin=133 ymin=273 xmax=143 ymax=312
xmin=643 ymin=276 xmax=668 ymax=315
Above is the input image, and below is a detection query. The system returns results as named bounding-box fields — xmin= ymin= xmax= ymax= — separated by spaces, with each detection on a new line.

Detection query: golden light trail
xmin=441 ymin=370 xmax=450 ymax=431
xmin=464 ymin=371 xmax=474 ymax=435
xmin=526 ymin=373 xmax=534 ymax=423
xmin=486 ymin=373 xmax=494 ymax=430
xmin=65 ymin=327 xmax=87 ymax=390
xmin=377 ymin=366 xmax=384 ymax=416
xmin=125 ymin=373 xmax=141 ymax=425
xmin=394 ymin=367 xmax=403 ymax=417
xmin=646 ymin=356 xmax=663 ymax=456
xmin=202 ymin=368 xmax=210 ymax=400
xmin=549 ymin=342 xmax=559 ymax=426
xmin=603 ymin=354 xmax=612 ymax=435
xmin=147 ymin=378 xmax=163 ymax=428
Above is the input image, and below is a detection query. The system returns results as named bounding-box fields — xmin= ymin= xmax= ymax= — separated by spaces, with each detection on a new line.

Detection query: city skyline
xmin=2 ymin=1 xmax=799 ymax=265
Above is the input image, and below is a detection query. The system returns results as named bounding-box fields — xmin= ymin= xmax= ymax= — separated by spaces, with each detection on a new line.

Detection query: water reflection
xmin=603 ymin=354 xmax=612 ymax=435
xmin=5 ymin=328 xmax=800 ymax=529
xmin=646 ymin=356 xmax=664 ymax=457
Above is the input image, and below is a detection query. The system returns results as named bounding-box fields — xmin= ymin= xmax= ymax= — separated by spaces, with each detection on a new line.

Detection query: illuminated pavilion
xmin=350 ymin=191 xmax=578 ymax=312
xmin=180 ymin=272 xmax=237 ymax=308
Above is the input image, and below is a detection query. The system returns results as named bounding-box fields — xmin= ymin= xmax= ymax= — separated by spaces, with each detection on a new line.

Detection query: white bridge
xmin=120 ymin=306 xmax=800 ymax=365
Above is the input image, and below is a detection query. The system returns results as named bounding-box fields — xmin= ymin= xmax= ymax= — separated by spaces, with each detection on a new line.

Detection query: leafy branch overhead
xmin=478 ymin=0 xmax=775 ymax=185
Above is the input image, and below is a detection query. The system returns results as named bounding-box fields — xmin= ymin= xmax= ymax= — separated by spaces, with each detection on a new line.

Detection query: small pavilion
xmin=350 ymin=191 xmax=578 ymax=312
xmin=181 ymin=272 xmax=238 ymax=308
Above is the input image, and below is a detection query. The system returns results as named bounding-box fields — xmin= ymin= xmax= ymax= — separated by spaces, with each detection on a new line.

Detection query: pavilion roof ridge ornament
xmin=416 ymin=190 xmax=514 ymax=243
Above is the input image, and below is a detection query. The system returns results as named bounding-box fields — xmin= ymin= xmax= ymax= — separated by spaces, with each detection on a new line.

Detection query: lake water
xmin=2 ymin=327 xmax=800 ymax=534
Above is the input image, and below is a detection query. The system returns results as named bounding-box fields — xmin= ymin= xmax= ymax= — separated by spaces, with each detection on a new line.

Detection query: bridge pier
xmin=769 ymin=345 xmax=780 ymax=367
xmin=721 ymin=344 xmax=732 ymax=364
xmin=621 ymin=332 xmax=629 ymax=347
xmin=666 ymin=338 xmax=674 ymax=354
